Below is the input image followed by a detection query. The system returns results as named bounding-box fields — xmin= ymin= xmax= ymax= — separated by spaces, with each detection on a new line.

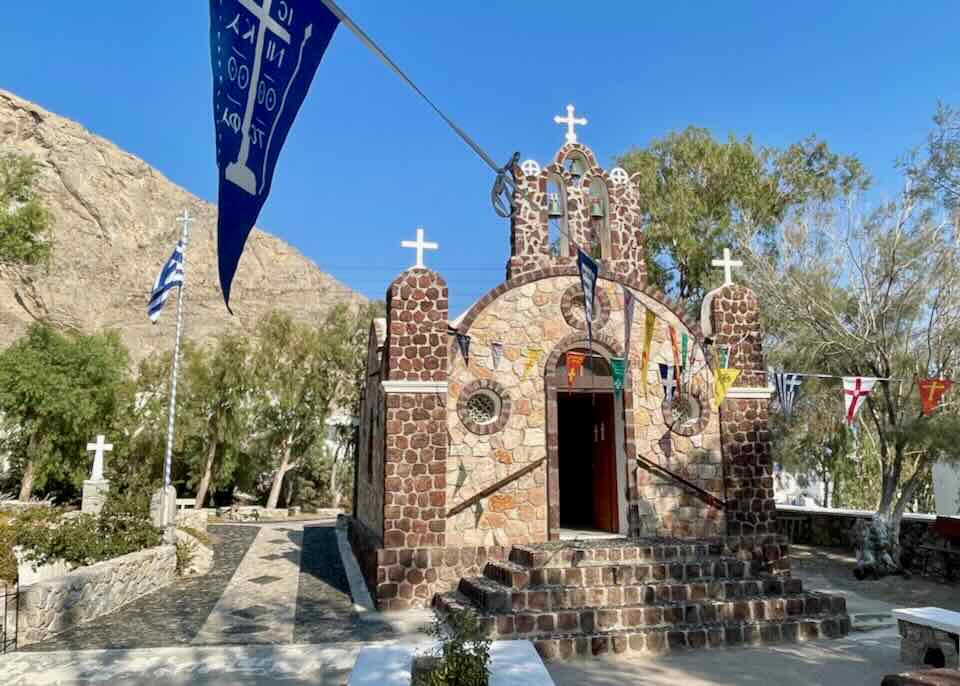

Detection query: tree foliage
xmin=617 ymin=127 xmax=868 ymax=304
xmin=0 ymin=153 xmax=51 ymax=267
xmin=0 ymin=323 xmax=128 ymax=501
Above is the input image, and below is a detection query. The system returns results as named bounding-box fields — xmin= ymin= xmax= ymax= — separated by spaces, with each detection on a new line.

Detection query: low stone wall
xmin=175 ymin=508 xmax=209 ymax=533
xmin=346 ymin=515 xmax=792 ymax=611
xmin=774 ymin=505 xmax=946 ymax=572
xmin=18 ymin=544 xmax=176 ymax=646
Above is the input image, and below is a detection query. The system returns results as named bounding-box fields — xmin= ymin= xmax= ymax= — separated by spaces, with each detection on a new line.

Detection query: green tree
xmin=0 ymin=323 xmax=128 ymax=500
xmin=251 ymin=307 xmax=364 ymax=510
xmin=181 ymin=334 xmax=252 ymax=508
xmin=905 ymin=101 xmax=960 ymax=209
xmin=0 ymin=153 xmax=51 ymax=267
xmin=617 ymin=127 xmax=868 ymax=304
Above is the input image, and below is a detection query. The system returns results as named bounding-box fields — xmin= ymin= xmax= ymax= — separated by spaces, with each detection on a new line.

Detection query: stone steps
xmin=434 ymin=591 xmax=850 ymax=659
xmin=459 ymin=575 xmax=806 ymax=613
xmin=484 ymin=556 xmax=753 ymax=591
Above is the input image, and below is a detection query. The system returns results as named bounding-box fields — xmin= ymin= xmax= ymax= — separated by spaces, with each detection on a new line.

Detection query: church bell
xmin=547 ymin=192 xmax=564 ymax=217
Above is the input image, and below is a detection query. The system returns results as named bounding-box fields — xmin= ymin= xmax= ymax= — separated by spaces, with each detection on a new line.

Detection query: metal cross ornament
xmin=712 ymin=248 xmax=743 ymax=286
xmin=401 ymin=227 xmax=439 ymax=269
xmin=554 ymin=104 xmax=587 ymax=144
xmin=86 ymin=434 xmax=113 ymax=481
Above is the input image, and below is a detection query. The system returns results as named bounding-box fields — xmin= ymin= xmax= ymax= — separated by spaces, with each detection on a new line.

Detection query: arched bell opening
xmin=546 ymin=174 xmax=569 ymax=258
xmin=587 ymin=178 xmax=610 ymax=260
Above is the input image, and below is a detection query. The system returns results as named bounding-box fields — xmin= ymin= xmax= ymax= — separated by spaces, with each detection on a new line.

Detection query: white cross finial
xmin=86 ymin=434 xmax=113 ymax=482
xmin=554 ymin=104 xmax=588 ymax=144
xmin=401 ymin=227 xmax=439 ymax=269
xmin=712 ymin=247 xmax=743 ymax=286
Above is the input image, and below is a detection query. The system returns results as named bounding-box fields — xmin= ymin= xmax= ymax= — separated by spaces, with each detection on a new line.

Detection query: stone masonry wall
xmin=382 ymin=268 xmax=449 ymax=549
xmin=356 ymin=320 xmax=386 ymax=538
xmin=447 ymin=273 xmax=724 ymax=545
xmin=709 ymin=285 xmax=775 ymax=536
xmin=18 ymin=544 xmax=176 ymax=646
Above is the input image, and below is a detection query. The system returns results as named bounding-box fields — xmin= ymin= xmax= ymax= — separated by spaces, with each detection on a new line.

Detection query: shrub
xmin=177 ymin=525 xmax=211 ymax=548
xmin=174 ymin=537 xmax=195 ymax=576
xmin=416 ymin=610 xmax=491 ymax=686
xmin=0 ymin=518 xmax=15 ymax=585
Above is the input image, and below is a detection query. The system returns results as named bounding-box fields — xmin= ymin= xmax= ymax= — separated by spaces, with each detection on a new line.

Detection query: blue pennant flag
xmin=148 ymin=241 xmax=185 ymax=323
xmin=659 ymin=363 xmax=680 ymax=403
xmin=209 ymin=0 xmax=340 ymax=310
xmin=577 ymin=249 xmax=599 ymax=349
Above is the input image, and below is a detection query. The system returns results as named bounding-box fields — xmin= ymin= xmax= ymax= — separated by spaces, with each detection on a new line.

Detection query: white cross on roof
xmin=712 ymin=248 xmax=743 ymax=286
xmin=554 ymin=104 xmax=588 ymax=144
xmin=401 ymin=227 xmax=438 ymax=269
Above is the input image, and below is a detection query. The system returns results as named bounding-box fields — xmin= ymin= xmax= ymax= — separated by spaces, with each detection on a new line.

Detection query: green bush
xmin=13 ymin=483 xmax=161 ymax=571
xmin=174 ymin=538 xmax=195 ymax=576
xmin=0 ymin=518 xmax=15 ymax=585
xmin=418 ymin=610 xmax=491 ymax=686
xmin=177 ymin=525 xmax=211 ymax=548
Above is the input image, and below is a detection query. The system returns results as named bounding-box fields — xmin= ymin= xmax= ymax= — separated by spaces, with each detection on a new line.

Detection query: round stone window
xmin=466 ymin=390 xmax=500 ymax=426
xmin=561 ymin=283 xmax=611 ymax=332
xmin=458 ymin=380 xmax=512 ymax=435
xmin=661 ymin=385 xmax=709 ymax=437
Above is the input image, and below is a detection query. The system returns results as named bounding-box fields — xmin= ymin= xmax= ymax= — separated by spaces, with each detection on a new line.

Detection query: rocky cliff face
xmin=0 ymin=90 xmax=364 ymax=361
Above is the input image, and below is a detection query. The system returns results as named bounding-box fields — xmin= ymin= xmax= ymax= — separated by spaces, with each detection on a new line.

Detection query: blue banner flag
xmin=209 ymin=0 xmax=340 ymax=309
xmin=577 ymin=249 xmax=599 ymax=350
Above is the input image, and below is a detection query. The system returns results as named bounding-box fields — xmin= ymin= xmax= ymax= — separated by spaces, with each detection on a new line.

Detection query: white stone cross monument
xmin=82 ymin=434 xmax=113 ymax=515
xmin=401 ymin=227 xmax=439 ymax=269
xmin=712 ymin=248 xmax=743 ymax=286
xmin=554 ymin=104 xmax=588 ymax=144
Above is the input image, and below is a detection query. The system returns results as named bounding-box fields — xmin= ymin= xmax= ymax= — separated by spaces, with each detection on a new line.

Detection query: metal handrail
xmin=636 ymin=454 xmax=727 ymax=511
xmin=446 ymin=458 xmax=547 ymax=518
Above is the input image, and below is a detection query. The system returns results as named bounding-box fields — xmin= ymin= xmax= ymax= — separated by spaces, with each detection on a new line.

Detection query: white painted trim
xmin=893 ymin=607 xmax=960 ymax=635
xmin=380 ymin=380 xmax=448 ymax=394
xmin=726 ymin=386 xmax=775 ymax=399
xmin=776 ymin=504 xmax=937 ymax=523
xmin=333 ymin=518 xmax=377 ymax=617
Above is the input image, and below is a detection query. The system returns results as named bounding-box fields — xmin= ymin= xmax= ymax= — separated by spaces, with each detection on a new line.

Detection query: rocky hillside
xmin=0 ymin=90 xmax=364 ymax=362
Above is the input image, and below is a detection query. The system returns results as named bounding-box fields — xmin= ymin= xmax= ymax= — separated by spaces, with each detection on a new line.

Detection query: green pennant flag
xmin=611 ymin=357 xmax=626 ymax=398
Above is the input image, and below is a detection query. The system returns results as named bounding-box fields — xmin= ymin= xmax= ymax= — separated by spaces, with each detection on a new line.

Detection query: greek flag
xmin=774 ymin=371 xmax=802 ymax=419
xmin=148 ymin=242 xmax=184 ymax=323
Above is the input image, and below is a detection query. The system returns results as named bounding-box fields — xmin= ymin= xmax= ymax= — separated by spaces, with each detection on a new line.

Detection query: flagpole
xmin=161 ymin=209 xmax=192 ymax=538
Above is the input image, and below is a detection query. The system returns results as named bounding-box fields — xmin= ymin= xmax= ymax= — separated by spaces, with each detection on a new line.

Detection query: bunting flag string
xmin=714 ymin=368 xmax=740 ymax=409
xmin=622 ymin=286 xmax=636 ymax=364
xmin=843 ymin=376 xmax=877 ymax=426
xmin=522 ymin=347 xmax=543 ymax=381
xmin=455 ymin=333 xmax=471 ymax=365
xmin=918 ymin=378 xmax=954 ymax=416
xmin=610 ymin=358 xmax=626 ymax=398
xmin=774 ymin=372 xmax=802 ymax=419
xmin=490 ymin=342 xmax=504 ymax=371
xmin=566 ymin=351 xmax=586 ymax=391
xmin=640 ymin=310 xmax=656 ymax=398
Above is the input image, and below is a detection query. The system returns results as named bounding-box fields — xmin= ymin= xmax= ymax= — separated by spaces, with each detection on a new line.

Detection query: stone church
xmin=347 ymin=112 xmax=848 ymax=657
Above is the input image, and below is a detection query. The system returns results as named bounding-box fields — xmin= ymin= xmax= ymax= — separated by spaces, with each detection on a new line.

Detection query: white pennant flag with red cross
xmin=843 ymin=376 xmax=878 ymax=426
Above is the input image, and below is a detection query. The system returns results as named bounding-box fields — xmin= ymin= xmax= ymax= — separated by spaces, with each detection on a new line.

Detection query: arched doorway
xmin=545 ymin=338 xmax=633 ymax=540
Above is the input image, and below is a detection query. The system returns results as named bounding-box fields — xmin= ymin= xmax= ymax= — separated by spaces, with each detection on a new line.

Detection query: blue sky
xmin=2 ymin=2 xmax=958 ymax=315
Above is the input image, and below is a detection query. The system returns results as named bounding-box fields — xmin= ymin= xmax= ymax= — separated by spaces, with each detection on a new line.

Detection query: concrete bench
xmin=348 ymin=640 xmax=554 ymax=686
xmin=175 ymin=499 xmax=195 ymax=510
xmin=893 ymin=607 xmax=960 ymax=669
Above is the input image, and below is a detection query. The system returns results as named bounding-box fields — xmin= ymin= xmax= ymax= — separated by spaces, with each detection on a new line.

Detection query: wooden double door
xmin=557 ymin=392 xmax=619 ymax=533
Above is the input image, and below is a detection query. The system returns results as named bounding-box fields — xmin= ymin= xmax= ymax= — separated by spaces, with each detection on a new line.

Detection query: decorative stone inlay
xmin=560 ymin=283 xmax=610 ymax=332
xmin=458 ymin=380 xmax=512 ymax=435
xmin=661 ymin=384 xmax=710 ymax=437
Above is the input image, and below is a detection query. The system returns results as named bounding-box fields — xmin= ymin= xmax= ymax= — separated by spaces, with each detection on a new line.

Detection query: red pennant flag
xmin=918 ymin=378 xmax=953 ymax=416
xmin=566 ymin=351 xmax=586 ymax=391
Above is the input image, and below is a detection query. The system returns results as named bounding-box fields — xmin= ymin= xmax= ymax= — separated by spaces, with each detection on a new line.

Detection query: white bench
xmin=892 ymin=607 xmax=960 ymax=668
xmin=175 ymin=498 xmax=195 ymax=510
xmin=348 ymin=640 xmax=554 ymax=686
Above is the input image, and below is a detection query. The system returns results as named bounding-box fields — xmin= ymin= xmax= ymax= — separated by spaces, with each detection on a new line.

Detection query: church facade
xmin=348 ymin=128 xmax=781 ymax=611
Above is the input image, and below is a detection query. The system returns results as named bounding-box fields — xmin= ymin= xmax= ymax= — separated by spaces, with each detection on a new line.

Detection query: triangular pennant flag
xmin=491 ymin=342 xmax=504 ymax=371
xmin=566 ymin=351 xmax=586 ymax=391
xmin=577 ymin=249 xmax=599 ymax=351
xmin=210 ymin=0 xmax=340 ymax=310
xmin=714 ymin=368 xmax=740 ymax=409
xmin=718 ymin=345 xmax=731 ymax=369
xmin=455 ymin=333 xmax=471 ymax=365
xmin=659 ymin=363 xmax=679 ymax=403
xmin=622 ymin=286 xmax=636 ymax=362
xmin=774 ymin=372 xmax=802 ymax=419
xmin=680 ymin=334 xmax=689 ymax=370
xmin=842 ymin=376 xmax=878 ymax=426
xmin=610 ymin=358 xmax=626 ymax=398
xmin=640 ymin=310 xmax=656 ymax=398
xmin=522 ymin=347 xmax=543 ymax=380
xmin=918 ymin=378 xmax=953 ymax=417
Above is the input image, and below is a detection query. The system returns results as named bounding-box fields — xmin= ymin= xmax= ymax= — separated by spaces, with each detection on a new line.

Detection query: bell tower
xmin=507 ymin=105 xmax=646 ymax=285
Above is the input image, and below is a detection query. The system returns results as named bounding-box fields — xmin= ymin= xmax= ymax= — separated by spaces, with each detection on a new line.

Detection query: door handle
xmin=600 ymin=422 xmax=605 ymax=441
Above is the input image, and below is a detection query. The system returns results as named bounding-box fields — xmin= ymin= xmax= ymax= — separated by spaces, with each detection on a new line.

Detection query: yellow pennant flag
xmin=640 ymin=310 xmax=656 ymax=397
xmin=522 ymin=347 xmax=543 ymax=380
xmin=714 ymin=368 xmax=740 ymax=409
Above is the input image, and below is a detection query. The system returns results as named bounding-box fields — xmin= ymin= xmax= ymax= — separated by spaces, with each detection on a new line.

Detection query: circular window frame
xmin=458 ymin=379 xmax=512 ymax=435
xmin=561 ymin=283 xmax=611 ymax=332
xmin=661 ymin=383 xmax=709 ymax=437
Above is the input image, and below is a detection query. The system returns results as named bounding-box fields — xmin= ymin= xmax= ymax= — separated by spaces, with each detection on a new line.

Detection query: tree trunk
xmin=330 ymin=445 xmax=342 ymax=510
xmin=266 ymin=441 xmax=292 ymax=510
xmin=18 ymin=457 xmax=35 ymax=501
xmin=194 ymin=442 xmax=218 ymax=509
